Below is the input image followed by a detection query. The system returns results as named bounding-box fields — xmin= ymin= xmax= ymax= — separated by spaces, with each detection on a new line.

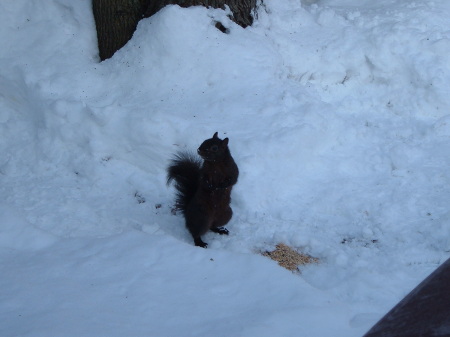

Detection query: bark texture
xmin=93 ymin=0 xmax=147 ymax=61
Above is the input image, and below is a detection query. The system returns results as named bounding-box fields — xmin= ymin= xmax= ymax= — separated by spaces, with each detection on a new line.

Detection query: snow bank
xmin=0 ymin=231 xmax=356 ymax=337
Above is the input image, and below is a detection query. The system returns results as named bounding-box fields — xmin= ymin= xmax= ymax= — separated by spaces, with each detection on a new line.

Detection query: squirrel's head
xmin=197 ymin=132 xmax=229 ymax=162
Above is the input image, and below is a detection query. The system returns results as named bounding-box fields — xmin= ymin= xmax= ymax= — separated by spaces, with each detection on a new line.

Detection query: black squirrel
xmin=167 ymin=132 xmax=239 ymax=248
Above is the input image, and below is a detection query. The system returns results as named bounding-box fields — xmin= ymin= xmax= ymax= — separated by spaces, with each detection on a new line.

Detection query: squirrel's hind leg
xmin=211 ymin=227 xmax=229 ymax=235
xmin=193 ymin=237 xmax=208 ymax=248
xmin=185 ymin=208 xmax=211 ymax=248
xmin=211 ymin=206 xmax=233 ymax=231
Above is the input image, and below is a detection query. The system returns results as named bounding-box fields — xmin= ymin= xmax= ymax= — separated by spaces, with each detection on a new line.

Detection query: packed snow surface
xmin=1 ymin=0 xmax=450 ymax=336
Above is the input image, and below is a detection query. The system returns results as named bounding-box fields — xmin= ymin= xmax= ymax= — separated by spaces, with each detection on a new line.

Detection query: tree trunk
xmin=92 ymin=0 xmax=257 ymax=61
xmin=93 ymin=0 xmax=147 ymax=61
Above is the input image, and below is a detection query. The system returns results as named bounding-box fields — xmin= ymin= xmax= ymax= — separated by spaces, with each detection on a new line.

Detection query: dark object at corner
xmin=363 ymin=258 xmax=450 ymax=337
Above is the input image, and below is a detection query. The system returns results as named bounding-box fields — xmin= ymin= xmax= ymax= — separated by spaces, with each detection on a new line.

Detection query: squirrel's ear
xmin=222 ymin=138 xmax=229 ymax=146
xmin=213 ymin=132 xmax=218 ymax=139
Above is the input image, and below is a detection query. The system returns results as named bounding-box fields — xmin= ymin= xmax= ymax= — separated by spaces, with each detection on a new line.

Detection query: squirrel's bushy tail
xmin=166 ymin=151 xmax=202 ymax=213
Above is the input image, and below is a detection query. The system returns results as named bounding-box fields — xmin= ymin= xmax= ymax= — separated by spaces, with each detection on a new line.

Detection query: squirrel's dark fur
xmin=167 ymin=132 xmax=239 ymax=248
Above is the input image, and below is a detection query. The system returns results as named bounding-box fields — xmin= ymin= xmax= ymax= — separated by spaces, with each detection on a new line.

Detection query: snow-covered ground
xmin=1 ymin=0 xmax=449 ymax=336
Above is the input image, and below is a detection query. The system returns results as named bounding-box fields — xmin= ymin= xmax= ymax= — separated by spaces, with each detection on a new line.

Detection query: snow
xmin=1 ymin=0 xmax=449 ymax=336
